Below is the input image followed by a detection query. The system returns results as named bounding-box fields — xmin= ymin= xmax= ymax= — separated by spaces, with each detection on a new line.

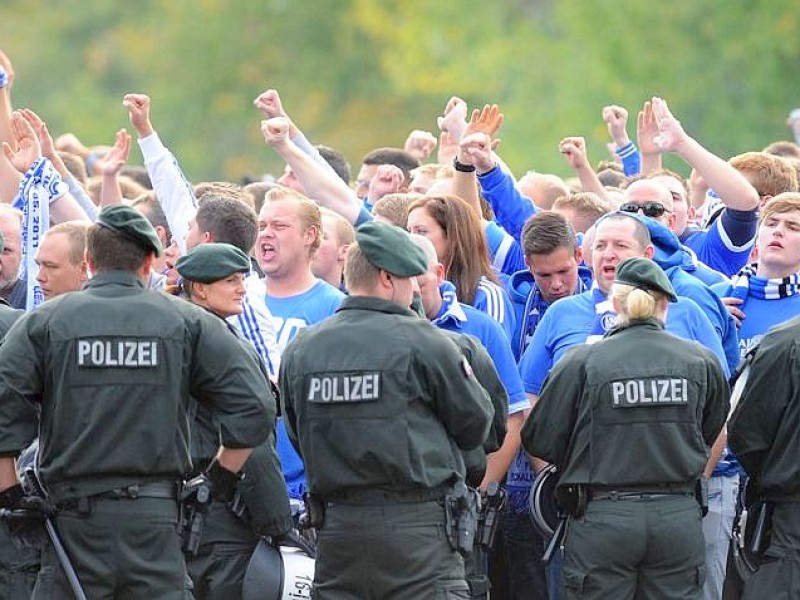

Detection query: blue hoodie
xmin=506 ymin=265 xmax=594 ymax=360
xmin=641 ymin=215 xmax=740 ymax=375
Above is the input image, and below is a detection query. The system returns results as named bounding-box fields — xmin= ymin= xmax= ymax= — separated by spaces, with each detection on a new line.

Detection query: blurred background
xmin=2 ymin=0 xmax=798 ymax=182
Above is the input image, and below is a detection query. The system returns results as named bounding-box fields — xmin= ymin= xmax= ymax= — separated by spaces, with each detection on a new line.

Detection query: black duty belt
xmin=588 ymin=483 xmax=694 ymax=502
xmin=323 ymin=485 xmax=449 ymax=506
xmin=58 ymin=482 xmax=178 ymax=513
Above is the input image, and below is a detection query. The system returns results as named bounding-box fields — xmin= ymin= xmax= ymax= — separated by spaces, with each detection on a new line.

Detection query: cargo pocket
xmin=434 ymin=578 xmax=471 ymax=599
xmin=563 ymin=568 xmax=587 ymax=594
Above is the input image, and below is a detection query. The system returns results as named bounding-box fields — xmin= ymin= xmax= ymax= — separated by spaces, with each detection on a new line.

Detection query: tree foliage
xmin=1 ymin=1 xmax=797 ymax=182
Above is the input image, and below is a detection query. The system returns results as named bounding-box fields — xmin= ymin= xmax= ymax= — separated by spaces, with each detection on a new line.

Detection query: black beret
xmin=614 ymin=257 xmax=677 ymax=302
xmin=175 ymin=243 xmax=251 ymax=283
xmin=355 ymin=221 xmax=427 ymax=277
xmin=97 ymin=204 xmax=162 ymax=256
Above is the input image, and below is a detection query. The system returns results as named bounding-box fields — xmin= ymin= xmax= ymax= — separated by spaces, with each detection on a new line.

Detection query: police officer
xmin=521 ymin=257 xmax=729 ymax=599
xmin=279 ymin=221 xmax=495 ymax=599
xmin=0 ymin=205 xmax=273 ymax=598
xmin=728 ymin=314 xmax=800 ymax=598
xmin=175 ymin=243 xmax=294 ymax=599
xmin=0 ymin=227 xmax=37 ymax=600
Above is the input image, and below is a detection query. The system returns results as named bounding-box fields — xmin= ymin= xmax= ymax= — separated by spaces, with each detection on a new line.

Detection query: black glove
xmin=0 ymin=494 xmax=51 ymax=549
xmin=0 ymin=484 xmax=24 ymax=508
xmin=205 ymin=460 xmax=241 ymax=504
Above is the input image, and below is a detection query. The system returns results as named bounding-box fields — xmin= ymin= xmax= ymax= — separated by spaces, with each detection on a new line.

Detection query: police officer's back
xmin=522 ymin=257 xmax=729 ymax=600
xmin=280 ymin=221 xmax=494 ymax=600
xmin=0 ymin=206 xmax=272 ymax=599
xmin=729 ymin=313 xmax=800 ymax=599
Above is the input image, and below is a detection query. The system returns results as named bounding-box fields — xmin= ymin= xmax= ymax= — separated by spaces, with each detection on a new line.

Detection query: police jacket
xmin=441 ymin=331 xmax=509 ymax=487
xmin=729 ymin=315 xmax=800 ymax=502
xmin=189 ymin=316 xmax=292 ymax=541
xmin=279 ymin=295 xmax=494 ymax=500
xmin=521 ymin=318 xmax=729 ymax=489
xmin=0 ymin=271 xmax=272 ymax=504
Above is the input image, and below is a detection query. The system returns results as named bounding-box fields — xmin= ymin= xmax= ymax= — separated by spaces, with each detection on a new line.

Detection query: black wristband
xmin=206 ymin=460 xmax=241 ymax=503
xmin=453 ymin=158 xmax=476 ymax=173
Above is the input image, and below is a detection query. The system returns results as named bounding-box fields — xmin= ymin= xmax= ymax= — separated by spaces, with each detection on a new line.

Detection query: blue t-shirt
xmin=268 ymin=279 xmax=345 ymax=499
xmin=712 ymin=282 xmax=800 ymax=359
xmin=519 ymin=289 xmax=730 ymax=396
xmin=433 ymin=291 xmax=528 ymax=415
xmin=267 ymin=279 xmax=345 ymax=354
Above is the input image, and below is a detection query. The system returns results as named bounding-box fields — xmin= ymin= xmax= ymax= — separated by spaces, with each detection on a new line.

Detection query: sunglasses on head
xmin=619 ymin=201 xmax=670 ymax=218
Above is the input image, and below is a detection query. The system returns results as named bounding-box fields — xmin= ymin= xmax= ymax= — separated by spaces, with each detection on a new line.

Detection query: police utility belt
xmin=58 ymin=482 xmax=178 ymax=514
xmin=558 ymin=482 xmax=697 ymax=519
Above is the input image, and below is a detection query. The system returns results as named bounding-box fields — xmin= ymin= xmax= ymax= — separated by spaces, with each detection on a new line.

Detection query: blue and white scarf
xmin=729 ymin=263 xmax=800 ymax=305
xmin=587 ymin=285 xmax=618 ymax=344
xmin=13 ymin=158 xmax=67 ymax=310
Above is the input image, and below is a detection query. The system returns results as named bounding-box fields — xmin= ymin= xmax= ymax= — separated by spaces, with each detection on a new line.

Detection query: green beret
xmin=97 ymin=204 xmax=162 ymax=256
xmin=175 ymin=243 xmax=251 ymax=283
xmin=614 ymin=257 xmax=677 ymax=302
xmin=355 ymin=221 xmax=427 ymax=277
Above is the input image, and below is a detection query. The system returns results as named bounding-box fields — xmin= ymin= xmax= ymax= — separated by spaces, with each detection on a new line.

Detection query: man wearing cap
xmin=522 ymin=257 xmax=729 ymax=599
xmin=279 ymin=221 xmax=495 ymax=599
xmin=0 ymin=204 xmax=274 ymax=598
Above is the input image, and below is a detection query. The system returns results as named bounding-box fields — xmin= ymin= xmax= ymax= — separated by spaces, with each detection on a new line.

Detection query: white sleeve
xmin=137 ymin=132 xmax=197 ymax=254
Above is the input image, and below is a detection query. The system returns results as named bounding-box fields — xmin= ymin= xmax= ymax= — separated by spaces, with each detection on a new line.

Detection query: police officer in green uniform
xmin=0 ymin=205 xmax=273 ymax=599
xmin=0 ymin=227 xmax=37 ymax=600
xmin=729 ymin=315 xmax=800 ymax=599
xmin=522 ymin=257 xmax=729 ymax=600
xmin=175 ymin=243 xmax=293 ymax=599
xmin=279 ymin=221 xmax=495 ymax=599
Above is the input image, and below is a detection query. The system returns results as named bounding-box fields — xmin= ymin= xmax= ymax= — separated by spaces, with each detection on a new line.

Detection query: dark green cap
xmin=355 ymin=221 xmax=427 ymax=277
xmin=614 ymin=257 xmax=677 ymax=302
xmin=97 ymin=204 xmax=162 ymax=256
xmin=175 ymin=243 xmax=251 ymax=283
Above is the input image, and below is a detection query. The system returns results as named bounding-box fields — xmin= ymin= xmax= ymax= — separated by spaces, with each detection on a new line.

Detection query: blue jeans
xmin=702 ymin=475 xmax=739 ymax=600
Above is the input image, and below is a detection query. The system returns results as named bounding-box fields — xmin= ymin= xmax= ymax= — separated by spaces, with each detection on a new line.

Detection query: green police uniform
xmin=522 ymin=259 xmax=729 ymax=600
xmin=729 ymin=315 xmax=800 ymax=599
xmin=442 ymin=332 xmax=508 ymax=488
xmin=179 ymin=243 xmax=293 ymax=600
xmin=279 ymin=221 xmax=495 ymax=599
xmin=0 ymin=298 xmax=40 ymax=600
xmin=0 ymin=207 xmax=272 ymax=599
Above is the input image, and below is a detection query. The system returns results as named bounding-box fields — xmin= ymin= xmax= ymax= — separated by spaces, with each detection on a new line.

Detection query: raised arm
xmin=559 ymin=136 xmax=608 ymax=200
xmin=97 ymin=129 xmax=132 ymax=207
xmin=637 ymin=100 xmax=663 ymax=175
xmin=124 ymin=93 xmax=197 ymax=253
xmin=260 ymin=116 xmax=362 ymax=224
xmin=603 ymin=104 xmax=641 ymax=176
xmin=652 ymin=97 xmax=759 ymax=211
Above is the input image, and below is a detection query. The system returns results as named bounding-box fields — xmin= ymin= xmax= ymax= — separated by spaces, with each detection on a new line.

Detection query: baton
xmin=45 ymin=518 xmax=88 ymax=600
